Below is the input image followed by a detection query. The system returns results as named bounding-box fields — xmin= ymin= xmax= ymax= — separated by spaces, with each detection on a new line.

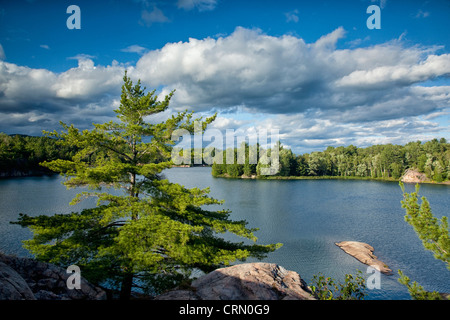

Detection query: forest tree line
xmin=1 ymin=132 xmax=449 ymax=182
xmin=0 ymin=133 xmax=77 ymax=177
xmin=211 ymin=138 xmax=450 ymax=182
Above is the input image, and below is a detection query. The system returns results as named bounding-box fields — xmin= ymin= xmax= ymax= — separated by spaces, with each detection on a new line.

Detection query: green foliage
xmin=13 ymin=72 xmax=280 ymax=299
xmin=398 ymin=270 xmax=442 ymax=300
xmin=400 ymin=183 xmax=449 ymax=267
xmin=309 ymin=271 xmax=366 ymax=300
xmin=226 ymin=163 xmax=242 ymax=177
xmin=398 ymin=182 xmax=450 ymax=300
xmin=211 ymin=161 xmax=225 ymax=177
xmin=0 ymin=133 xmax=76 ymax=176
xmin=211 ymin=139 xmax=449 ymax=182
xmin=278 ymin=148 xmax=297 ymax=176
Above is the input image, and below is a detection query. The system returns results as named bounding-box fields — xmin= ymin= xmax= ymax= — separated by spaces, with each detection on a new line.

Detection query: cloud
xmin=335 ymin=54 xmax=450 ymax=89
xmin=131 ymin=26 xmax=449 ymax=152
xmin=0 ymin=58 xmax=126 ymax=135
xmin=134 ymin=26 xmax=449 ymax=118
xmin=346 ymin=36 xmax=371 ymax=48
xmin=140 ymin=6 xmax=170 ymax=26
xmin=121 ymin=45 xmax=148 ymax=55
xmin=415 ymin=9 xmax=430 ymax=19
xmin=52 ymin=58 xmax=124 ymax=99
xmin=370 ymin=0 xmax=387 ymax=9
xmin=285 ymin=9 xmax=299 ymax=23
xmin=0 ymin=44 xmax=5 ymax=60
xmin=246 ymin=111 xmax=445 ymax=154
xmin=40 ymin=44 xmax=50 ymax=50
xmin=411 ymin=85 xmax=450 ymax=103
xmin=177 ymin=0 xmax=218 ymax=11
xmin=68 ymin=53 xmax=96 ymax=61
xmin=136 ymin=27 xmax=344 ymax=112
xmin=0 ymin=27 xmax=448 ymax=152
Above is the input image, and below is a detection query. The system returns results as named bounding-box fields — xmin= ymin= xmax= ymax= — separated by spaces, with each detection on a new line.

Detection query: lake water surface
xmin=1 ymin=167 xmax=449 ymax=300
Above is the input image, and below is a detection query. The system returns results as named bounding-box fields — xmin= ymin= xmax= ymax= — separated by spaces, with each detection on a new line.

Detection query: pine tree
xmin=14 ymin=72 xmax=280 ymax=299
xmin=398 ymin=182 xmax=449 ymax=300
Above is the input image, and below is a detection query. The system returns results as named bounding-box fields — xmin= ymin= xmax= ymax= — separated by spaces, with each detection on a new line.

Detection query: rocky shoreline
xmin=0 ymin=253 xmax=315 ymax=300
xmin=400 ymin=168 xmax=450 ymax=185
xmin=0 ymin=254 xmax=106 ymax=300
xmin=400 ymin=168 xmax=430 ymax=184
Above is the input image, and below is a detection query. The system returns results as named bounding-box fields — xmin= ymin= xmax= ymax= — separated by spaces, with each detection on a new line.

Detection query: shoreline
xmin=0 ymin=169 xmax=57 ymax=179
xmin=3 ymin=166 xmax=449 ymax=186
xmin=212 ymin=173 xmax=450 ymax=185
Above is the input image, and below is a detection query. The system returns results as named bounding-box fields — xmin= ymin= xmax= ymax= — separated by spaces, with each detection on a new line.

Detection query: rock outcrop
xmin=335 ymin=241 xmax=392 ymax=275
xmin=0 ymin=254 xmax=106 ymax=300
xmin=401 ymin=168 xmax=429 ymax=184
xmin=156 ymin=262 xmax=316 ymax=300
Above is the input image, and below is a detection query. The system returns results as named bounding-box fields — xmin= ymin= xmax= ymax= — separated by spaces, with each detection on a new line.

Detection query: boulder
xmin=0 ymin=254 xmax=106 ymax=300
xmin=335 ymin=241 xmax=392 ymax=275
xmin=401 ymin=168 xmax=429 ymax=184
xmin=0 ymin=262 xmax=36 ymax=300
xmin=156 ymin=262 xmax=316 ymax=300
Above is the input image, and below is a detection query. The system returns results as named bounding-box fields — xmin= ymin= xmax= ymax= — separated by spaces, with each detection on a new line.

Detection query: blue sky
xmin=0 ymin=0 xmax=449 ymax=154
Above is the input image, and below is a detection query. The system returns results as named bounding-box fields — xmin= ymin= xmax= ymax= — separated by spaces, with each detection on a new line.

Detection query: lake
xmin=1 ymin=167 xmax=449 ymax=300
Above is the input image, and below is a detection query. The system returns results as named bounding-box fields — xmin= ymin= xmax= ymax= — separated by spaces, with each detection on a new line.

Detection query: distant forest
xmin=1 ymin=132 xmax=449 ymax=182
xmin=211 ymin=138 xmax=450 ymax=182
xmin=0 ymin=133 xmax=76 ymax=177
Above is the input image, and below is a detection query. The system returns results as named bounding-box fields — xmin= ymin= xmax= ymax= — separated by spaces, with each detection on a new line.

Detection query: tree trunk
xmin=120 ymin=273 xmax=134 ymax=300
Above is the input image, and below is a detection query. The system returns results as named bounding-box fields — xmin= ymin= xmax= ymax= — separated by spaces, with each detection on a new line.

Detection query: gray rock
xmin=0 ymin=254 xmax=106 ymax=300
xmin=0 ymin=262 xmax=36 ymax=300
xmin=34 ymin=290 xmax=61 ymax=300
xmin=156 ymin=262 xmax=316 ymax=300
